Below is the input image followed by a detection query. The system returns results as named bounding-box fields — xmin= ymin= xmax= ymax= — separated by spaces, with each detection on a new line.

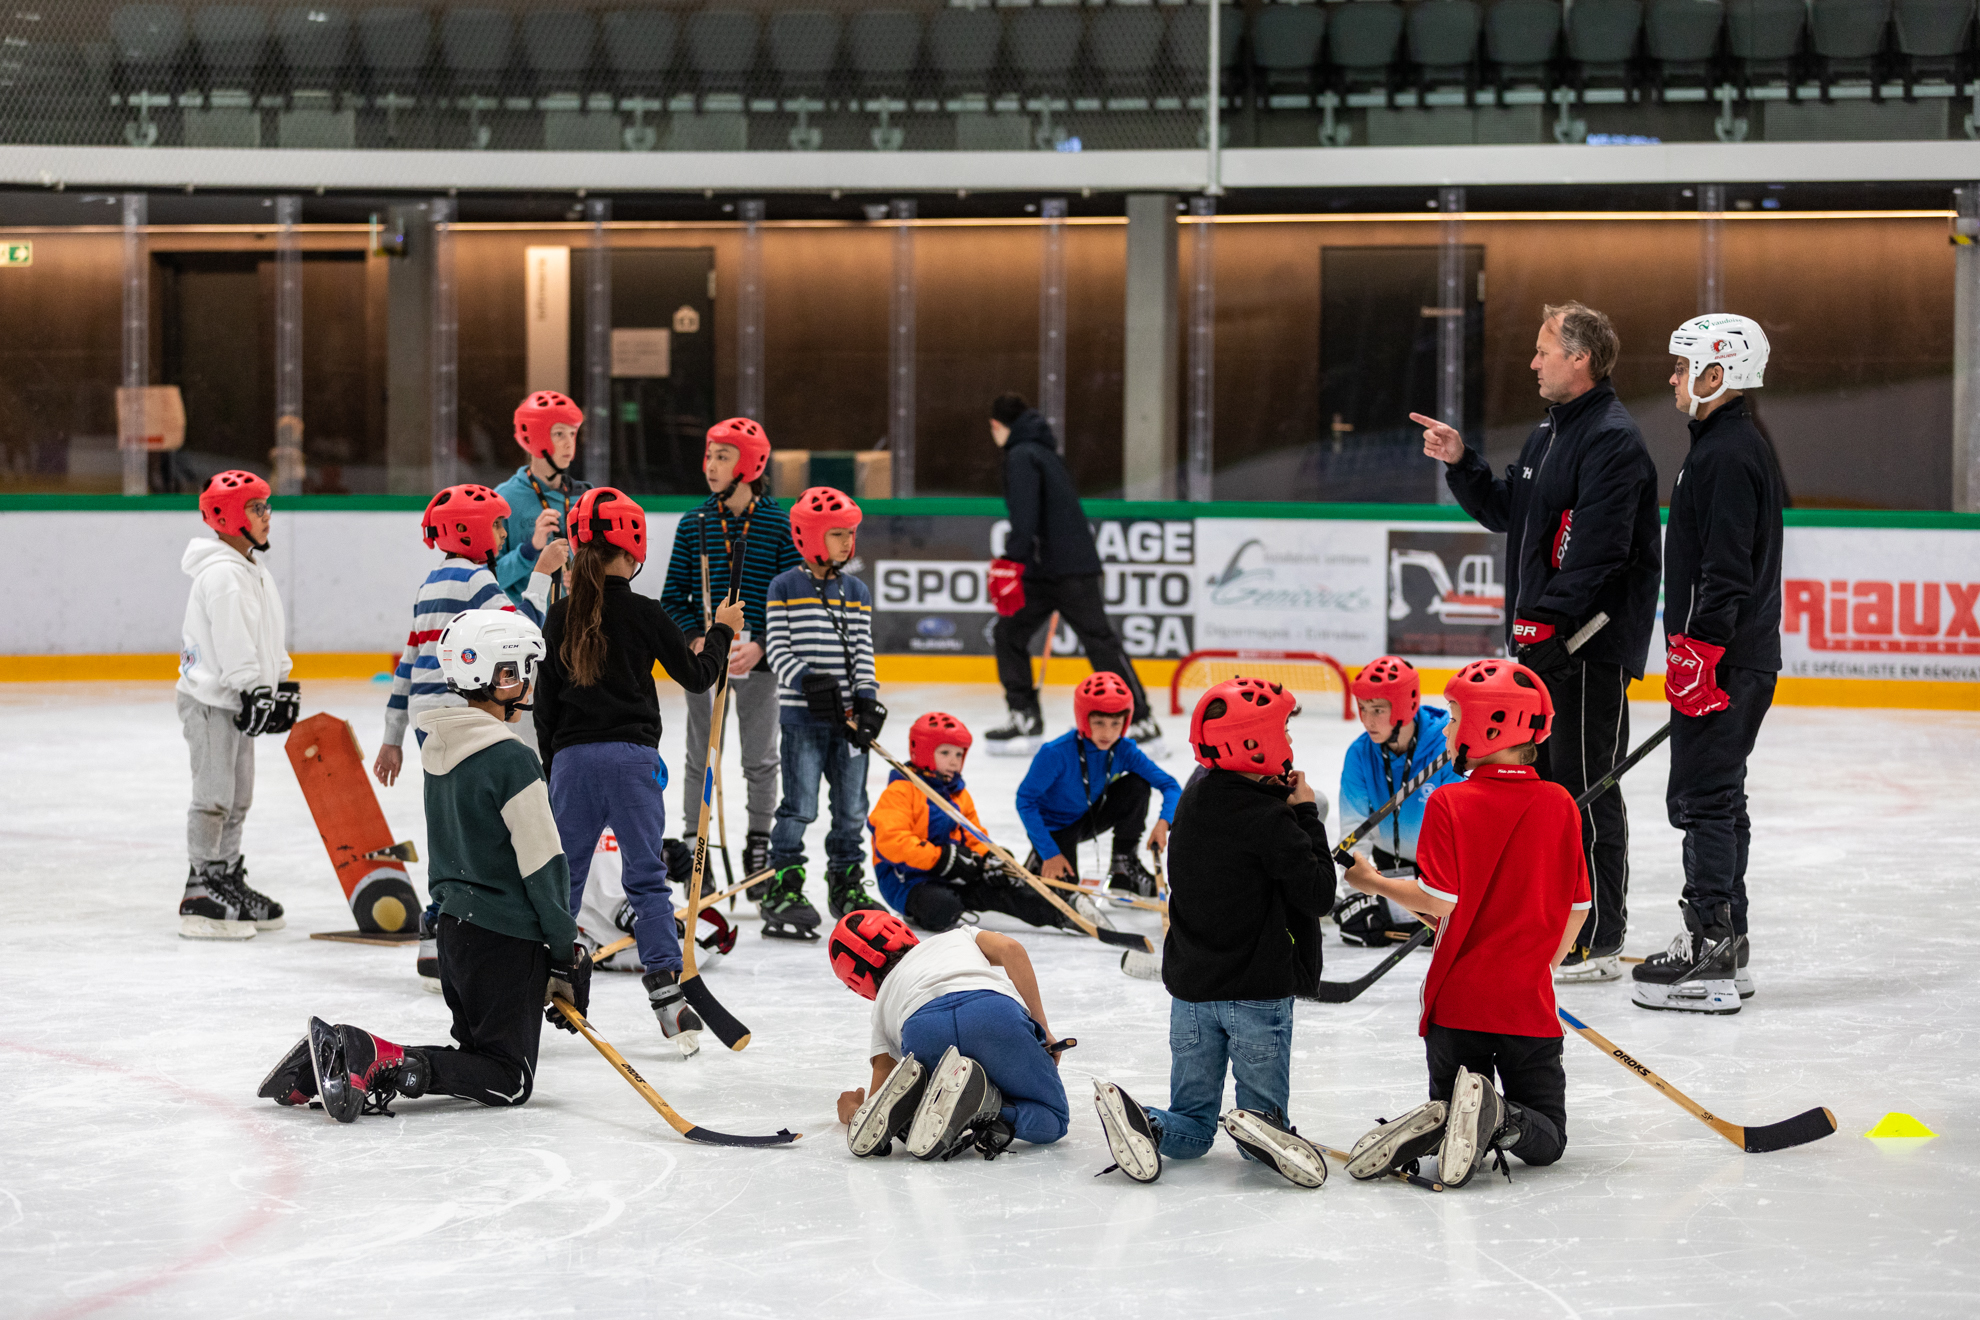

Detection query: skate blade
xmin=760 ymin=926 xmax=822 ymax=942
xmin=1631 ymin=978 xmax=1741 ymax=1015
xmin=985 ymin=737 xmax=1044 ymax=758
xmin=1120 ymin=949 xmax=1162 ymax=981
xmin=906 ymin=1047 xmax=970 ymax=1159
xmin=1092 ymin=1082 xmax=1161 ymax=1183
xmin=1347 ymin=1102 xmax=1447 ymax=1180
xmin=1554 ymin=956 xmax=1622 ymax=984
xmin=672 ymin=1029 xmax=703 ymax=1058
xmin=180 ymin=915 xmax=257 ymax=940
xmin=418 ymin=975 xmax=442 ymax=995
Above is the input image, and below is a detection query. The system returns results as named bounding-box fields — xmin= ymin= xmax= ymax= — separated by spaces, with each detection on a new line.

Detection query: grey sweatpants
xmin=678 ymin=668 xmax=780 ymax=838
xmin=180 ymin=692 xmax=253 ymax=866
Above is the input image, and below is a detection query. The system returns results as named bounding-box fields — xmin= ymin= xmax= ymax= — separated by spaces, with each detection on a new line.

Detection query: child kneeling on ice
xmin=1092 ymin=678 xmax=1337 ymax=1189
xmin=868 ymin=712 xmax=1069 ymax=932
xmin=832 ymin=910 xmax=1070 ymax=1161
xmin=256 ymin=610 xmax=592 ymax=1121
xmin=1341 ymin=659 xmax=1588 ymax=1188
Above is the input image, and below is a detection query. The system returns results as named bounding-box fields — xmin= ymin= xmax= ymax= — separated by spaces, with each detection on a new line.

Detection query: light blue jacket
xmin=1337 ymin=706 xmax=1465 ymax=863
xmin=491 ymin=465 xmax=590 ymax=606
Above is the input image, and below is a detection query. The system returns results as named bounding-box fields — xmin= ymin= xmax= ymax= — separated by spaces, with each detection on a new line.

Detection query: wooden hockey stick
xmin=1034 ymin=610 xmax=1061 ymax=691
xmin=1556 ymin=1007 xmax=1836 ymax=1153
xmin=1028 ymin=870 xmax=1168 ymax=914
xmin=1318 ymin=1144 xmax=1444 ymax=1192
xmin=551 ymin=996 xmax=799 ymax=1147
xmin=700 ymin=537 xmax=740 ymax=897
xmin=866 ymin=739 xmax=1154 ymax=955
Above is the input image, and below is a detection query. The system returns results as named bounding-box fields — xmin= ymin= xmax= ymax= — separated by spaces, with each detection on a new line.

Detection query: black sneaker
xmin=1108 ymin=852 xmax=1158 ymax=897
xmin=826 ymin=864 xmax=880 ymax=921
xmin=1092 ymin=1079 xmax=1163 ymax=1183
xmin=848 ymin=1054 xmax=929 ymax=1157
xmin=1437 ymin=1066 xmax=1508 ymax=1187
xmin=1221 ymin=1109 xmax=1328 ymax=1188
xmin=1346 ymin=1100 xmax=1448 ymax=1180
xmin=906 ymin=1047 xmax=1004 ymax=1160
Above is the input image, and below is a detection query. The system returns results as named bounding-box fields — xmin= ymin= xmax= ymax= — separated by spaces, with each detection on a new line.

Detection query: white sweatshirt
xmin=177 ymin=537 xmax=293 ymax=711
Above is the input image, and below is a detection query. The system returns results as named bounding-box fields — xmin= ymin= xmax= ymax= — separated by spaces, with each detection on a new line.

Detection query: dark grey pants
xmin=679 ymin=668 xmax=781 ymax=839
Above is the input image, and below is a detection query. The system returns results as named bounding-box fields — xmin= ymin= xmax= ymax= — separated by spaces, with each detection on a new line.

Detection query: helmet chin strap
xmin=1686 ymin=364 xmax=1732 ymax=419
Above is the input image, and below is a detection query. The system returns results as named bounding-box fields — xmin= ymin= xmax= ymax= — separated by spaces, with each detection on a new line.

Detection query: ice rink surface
xmin=3 ymin=677 xmax=1977 ymax=1319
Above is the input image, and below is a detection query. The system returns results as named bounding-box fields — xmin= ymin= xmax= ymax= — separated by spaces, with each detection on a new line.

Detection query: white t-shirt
xmin=868 ymin=928 xmax=1028 ymax=1060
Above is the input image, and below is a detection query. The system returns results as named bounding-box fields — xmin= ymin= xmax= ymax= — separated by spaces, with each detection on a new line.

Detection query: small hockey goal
xmin=1169 ymin=650 xmax=1355 ymax=719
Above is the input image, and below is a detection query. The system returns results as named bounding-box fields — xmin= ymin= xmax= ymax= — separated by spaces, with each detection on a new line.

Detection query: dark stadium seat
xmin=1409 ymin=0 xmax=1484 ymax=86
xmin=1251 ymin=3 xmax=1327 ymax=97
xmin=1485 ymin=0 xmax=1564 ymax=85
xmin=1329 ymin=1 xmax=1406 ymax=93
xmin=192 ymin=6 xmax=269 ymax=88
xmin=1091 ymin=6 xmax=1167 ymax=95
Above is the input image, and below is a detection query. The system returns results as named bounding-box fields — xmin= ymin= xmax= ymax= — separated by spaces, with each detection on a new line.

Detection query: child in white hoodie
xmin=177 ymin=471 xmax=297 ymax=940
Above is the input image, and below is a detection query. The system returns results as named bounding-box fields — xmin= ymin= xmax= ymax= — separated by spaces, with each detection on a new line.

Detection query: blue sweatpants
xmin=900 ymin=990 xmax=1069 ymax=1146
xmin=549 ymin=740 xmax=681 ymax=973
xmin=1144 ymin=997 xmax=1294 ymax=1160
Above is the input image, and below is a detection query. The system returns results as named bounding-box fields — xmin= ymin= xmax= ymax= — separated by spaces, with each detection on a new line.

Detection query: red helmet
xmin=1073 ymin=671 xmax=1135 ymax=738
xmin=573 ymin=487 xmax=648 ymax=564
xmin=1443 ymin=659 xmax=1554 ymax=767
xmin=514 ymin=390 xmax=584 ymax=460
xmin=909 ymin=711 xmax=972 ymax=772
xmin=1190 ymin=676 xmax=1299 ymax=777
xmin=705 ymin=417 xmax=771 ymax=485
xmin=199 ymin=469 xmax=271 ymax=539
xmin=828 ymin=909 xmax=920 ymax=1000
xmin=791 ymin=486 xmax=862 ymax=567
xmin=1352 ymin=655 xmax=1420 ymax=725
xmin=422 ymin=484 xmax=512 ymax=564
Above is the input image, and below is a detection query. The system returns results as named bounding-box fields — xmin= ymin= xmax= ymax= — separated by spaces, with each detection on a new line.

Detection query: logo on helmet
xmin=460 ymin=648 xmax=477 ymax=664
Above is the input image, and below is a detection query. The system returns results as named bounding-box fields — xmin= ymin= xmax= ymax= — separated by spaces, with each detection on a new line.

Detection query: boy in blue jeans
xmin=762 ymin=488 xmax=887 ymax=938
xmin=1092 ymin=677 xmax=1337 ymax=1189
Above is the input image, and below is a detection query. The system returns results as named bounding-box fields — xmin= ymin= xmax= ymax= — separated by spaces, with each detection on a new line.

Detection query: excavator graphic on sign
xmin=1388 ymin=549 xmax=1505 ymax=624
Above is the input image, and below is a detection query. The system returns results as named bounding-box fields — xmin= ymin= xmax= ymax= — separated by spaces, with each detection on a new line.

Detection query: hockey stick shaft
xmin=1029 ymin=870 xmax=1169 ymax=913
xmin=866 ymin=739 xmax=1153 ymax=954
xmin=1557 ymin=1007 xmax=1836 ymax=1153
xmin=1318 ymin=1145 xmax=1444 ymax=1191
xmin=551 ymin=996 xmax=799 ymax=1147
xmin=1035 ymin=610 xmax=1060 ymax=693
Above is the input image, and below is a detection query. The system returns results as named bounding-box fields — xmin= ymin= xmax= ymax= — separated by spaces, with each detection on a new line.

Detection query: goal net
xmin=1168 ymin=650 xmax=1355 ymax=719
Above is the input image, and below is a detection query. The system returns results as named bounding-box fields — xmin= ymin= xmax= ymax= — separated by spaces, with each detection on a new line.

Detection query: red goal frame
xmin=1168 ymin=650 xmax=1355 ymax=719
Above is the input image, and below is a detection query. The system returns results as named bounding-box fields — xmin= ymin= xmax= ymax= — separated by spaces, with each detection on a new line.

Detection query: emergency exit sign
xmin=1 ymin=243 xmax=30 ymax=267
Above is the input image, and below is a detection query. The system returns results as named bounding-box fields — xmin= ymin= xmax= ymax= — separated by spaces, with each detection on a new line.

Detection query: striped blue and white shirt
xmin=383 ymin=561 xmax=550 ymax=746
xmin=659 ymin=495 xmax=800 ymax=645
xmin=764 ymin=566 xmax=878 ymax=727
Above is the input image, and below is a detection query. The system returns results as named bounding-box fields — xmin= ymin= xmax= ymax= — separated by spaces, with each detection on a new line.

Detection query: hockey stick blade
xmin=553 ymin=997 xmax=793 ymax=1147
xmin=1737 ymin=1107 xmax=1840 ymax=1154
xmin=1312 ymin=925 xmax=1433 ymax=1003
xmin=1092 ymin=926 xmax=1155 ymax=953
xmin=681 ymin=974 xmax=752 ymax=1052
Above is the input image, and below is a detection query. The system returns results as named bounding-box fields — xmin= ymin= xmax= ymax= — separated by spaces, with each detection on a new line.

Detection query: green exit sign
xmin=1 ymin=243 xmax=30 ymax=267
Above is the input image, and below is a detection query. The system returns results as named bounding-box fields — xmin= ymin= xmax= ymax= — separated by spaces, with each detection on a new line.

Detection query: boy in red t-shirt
xmin=1337 ymin=658 xmax=1590 ymax=1188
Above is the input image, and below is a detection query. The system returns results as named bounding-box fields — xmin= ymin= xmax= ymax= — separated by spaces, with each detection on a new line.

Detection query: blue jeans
xmin=549 ymin=741 xmax=680 ymax=973
xmin=769 ymin=723 xmax=870 ymax=871
xmin=1145 ymin=997 xmax=1295 ymax=1160
xmin=900 ymin=990 xmax=1069 ymax=1145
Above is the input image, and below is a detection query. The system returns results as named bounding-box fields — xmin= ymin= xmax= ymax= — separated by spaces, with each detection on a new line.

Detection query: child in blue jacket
xmin=1015 ymin=673 xmax=1179 ymax=896
xmin=1335 ymin=656 xmax=1464 ymax=946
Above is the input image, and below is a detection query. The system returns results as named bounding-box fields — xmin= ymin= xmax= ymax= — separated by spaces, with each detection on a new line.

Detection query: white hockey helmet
xmin=437 ymin=608 xmax=544 ymax=698
xmin=1669 ymin=313 xmax=1769 ymax=416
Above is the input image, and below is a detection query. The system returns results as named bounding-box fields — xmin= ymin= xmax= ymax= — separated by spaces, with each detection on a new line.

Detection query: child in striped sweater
xmin=760 ymin=488 xmax=887 ymax=938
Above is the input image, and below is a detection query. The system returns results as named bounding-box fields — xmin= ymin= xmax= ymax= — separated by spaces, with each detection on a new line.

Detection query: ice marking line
xmin=1 ymin=1038 xmax=302 ymax=1320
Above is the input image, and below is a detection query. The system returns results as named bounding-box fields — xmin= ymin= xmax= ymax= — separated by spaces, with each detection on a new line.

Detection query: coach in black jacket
xmin=1416 ymin=302 xmax=1661 ymax=975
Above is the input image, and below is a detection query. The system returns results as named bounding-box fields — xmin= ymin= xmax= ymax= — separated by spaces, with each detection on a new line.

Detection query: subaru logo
xmin=915 ymin=616 xmax=956 ymax=638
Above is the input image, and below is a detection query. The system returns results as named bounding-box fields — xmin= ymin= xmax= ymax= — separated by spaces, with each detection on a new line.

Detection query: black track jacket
xmin=1443 ymin=380 xmax=1662 ymax=678
xmin=1663 ymin=396 xmax=1785 ymax=671
xmin=1000 ymin=410 xmax=1103 ymax=581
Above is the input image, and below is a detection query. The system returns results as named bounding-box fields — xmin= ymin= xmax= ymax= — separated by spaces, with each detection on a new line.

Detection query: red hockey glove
xmin=1665 ymin=634 xmax=1730 ymax=718
xmin=1511 ymin=614 xmax=1571 ymax=677
xmin=987 ymin=558 xmax=1027 ymax=617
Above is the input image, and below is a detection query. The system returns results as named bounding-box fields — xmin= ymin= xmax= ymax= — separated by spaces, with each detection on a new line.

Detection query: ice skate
xmin=906 ymin=1046 xmax=1004 ymax=1160
xmin=179 ymin=861 xmax=257 ymax=940
xmin=1631 ymin=900 xmax=1741 ymax=1015
xmin=1107 ymin=851 xmax=1158 ymax=897
xmin=1093 ymin=1079 xmax=1163 ymax=1183
xmin=825 ymin=864 xmax=880 ymax=921
xmin=1555 ymin=943 xmax=1623 ymax=984
xmin=758 ymin=865 xmax=823 ymax=941
xmin=415 ymin=905 xmax=441 ymax=992
xmin=1068 ymin=889 xmax=1115 ymax=932
xmin=1437 ymin=1066 xmax=1509 ymax=1188
xmin=309 ymin=1017 xmax=429 ymax=1123
xmin=848 ymin=1053 xmax=928 ymax=1157
xmin=984 ymin=702 xmax=1044 ymax=757
xmin=644 ymin=970 xmax=704 ymax=1057
xmin=743 ymin=832 xmax=772 ymax=898
xmin=1735 ymin=934 xmax=1754 ymax=1000
xmin=257 ymin=1035 xmax=315 ymax=1107
xmin=1127 ymin=715 xmax=1167 ymax=758
xmin=222 ymin=857 xmax=285 ymax=931
xmin=1221 ymin=1109 xmax=1328 ymax=1188
xmin=1346 ymin=1100 xmax=1448 ymax=1181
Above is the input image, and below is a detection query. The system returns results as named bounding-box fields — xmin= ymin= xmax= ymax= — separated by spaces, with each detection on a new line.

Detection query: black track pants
xmin=1537 ymin=661 xmax=1631 ymax=953
xmin=993 ymin=573 xmax=1150 ymax=722
xmin=1425 ymin=1024 xmax=1567 ymax=1167
xmin=1045 ymin=773 xmax=1152 ymax=862
xmin=903 ymin=873 xmax=1067 ymax=932
xmin=424 ymin=914 xmax=549 ymax=1108
xmin=1667 ymin=665 xmax=1775 ymax=938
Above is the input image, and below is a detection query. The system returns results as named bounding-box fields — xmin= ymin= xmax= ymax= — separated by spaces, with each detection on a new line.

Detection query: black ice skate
xmin=644 ymin=970 xmax=705 ymax=1058
xmin=826 ymin=864 xmax=880 ymax=921
xmin=1555 ymin=940 xmax=1624 ymax=984
xmin=1108 ymin=851 xmax=1159 ymax=897
xmin=1222 ymin=1108 xmax=1328 ymax=1188
xmin=179 ymin=861 xmax=257 ymax=941
xmin=222 ymin=858 xmax=285 ymax=930
xmin=1126 ymin=715 xmax=1166 ymax=758
xmin=848 ymin=1053 xmax=929 ymax=1157
xmin=1437 ymin=1066 xmax=1510 ymax=1188
xmin=743 ymin=832 xmax=772 ymax=898
xmin=257 ymin=1035 xmax=316 ymax=1107
xmin=308 ymin=1017 xmax=430 ymax=1123
xmin=757 ymin=865 xmax=822 ymax=941
xmin=1092 ymin=1079 xmax=1163 ymax=1183
xmin=984 ymin=702 xmax=1045 ymax=757
xmin=1346 ymin=1100 xmax=1449 ymax=1181
xmin=1630 ymin=899 xmax=1741 ymax=1015
xmin=906 ymin=1046 xmax=1005 ymax=1160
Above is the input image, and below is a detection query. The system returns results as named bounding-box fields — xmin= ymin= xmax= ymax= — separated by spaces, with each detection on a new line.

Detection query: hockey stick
xmin=588 ymin=866 xmax=776 ymax=967
xmin=866 ymin=739 xmax=1155 ymax=955
xmin=1028 ymin=870 xmax=1168 ymax=914
xmin=1317 ymin=1144 xmax=1445 ymax=1192
xmin=700 ymin=531 xmax=740 ymax=900
xmin=1556 ymin=1007 xmax=1836 ymax=1153
xmin=551 ymin=996 xmax=799 ymax=1147
xmin=1330 ymin=612 xmax=1611 ymax=869
xmin=1035 ymin=610 xmax=1061 ymax=692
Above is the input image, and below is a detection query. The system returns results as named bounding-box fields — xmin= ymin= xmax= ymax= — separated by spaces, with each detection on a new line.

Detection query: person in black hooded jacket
xmin=1416 ymin=301 xmax=1660 ymax=983
xmin=983 ymin=394 xmax=1158 ymax=751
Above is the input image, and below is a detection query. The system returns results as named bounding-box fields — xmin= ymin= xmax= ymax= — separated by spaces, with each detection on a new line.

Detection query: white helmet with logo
xmin=437 ymin=608 xmax=544 ymax=698
xmin=1669 ymin=313 xmax=1769 ymax=417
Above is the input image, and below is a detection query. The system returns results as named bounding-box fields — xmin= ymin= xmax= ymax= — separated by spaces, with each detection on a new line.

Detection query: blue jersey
xmin=1337 ymin=705 xmax=1465 ymax=864
xmin=1015 ymin=730 xmax=1180 ymax=862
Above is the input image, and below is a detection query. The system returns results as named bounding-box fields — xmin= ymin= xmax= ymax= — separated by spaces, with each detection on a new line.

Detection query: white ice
xmin=2 ymin=678 xmax=1976 ymax=1319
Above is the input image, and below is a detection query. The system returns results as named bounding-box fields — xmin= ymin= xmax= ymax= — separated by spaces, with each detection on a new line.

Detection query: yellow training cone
xmin=1864 ymin=1113 xmax=1936 ymax=1139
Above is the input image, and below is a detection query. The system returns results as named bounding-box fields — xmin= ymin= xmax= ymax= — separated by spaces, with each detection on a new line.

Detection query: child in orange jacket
xmin=868 ymin=712 xmax=1071 ymax=933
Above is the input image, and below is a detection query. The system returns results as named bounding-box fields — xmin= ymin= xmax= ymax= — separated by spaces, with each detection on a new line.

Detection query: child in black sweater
xmin=534 ymin=488 xmax=741 ymax=1056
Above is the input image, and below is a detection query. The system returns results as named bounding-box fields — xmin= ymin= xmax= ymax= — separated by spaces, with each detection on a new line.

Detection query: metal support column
xmin=737 ymin=199 xmax=765 ymax=421
xmin=1185 ymin=196 xmax=1215 ymax=502
xmin=1205 ymin=0 xmax=1222 ymax=195
xmin=1955 ymin=185 xmax=1980 ymax=513
xmin=1435 ymin=186 xmax=1465 ymax=506
xmin=889 ymin=198 xmax=917 ymax=496
xmin=272 ymin=195 xmax=304 ymax=494
xmin=1698 ymin=183 xmax=1725 ymax=314
xmin=1122 ymin=193 xmax=1178 ymax=501
xmin=1039 ymin=197 xmax=1068 ymax=450
xmin=584 ymin=197 xmax=612 ymax=483
xmin=119 ymin=193 xmax=148 ymax=496
xmin=429 ymin=196 xmax=458 ymax=490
